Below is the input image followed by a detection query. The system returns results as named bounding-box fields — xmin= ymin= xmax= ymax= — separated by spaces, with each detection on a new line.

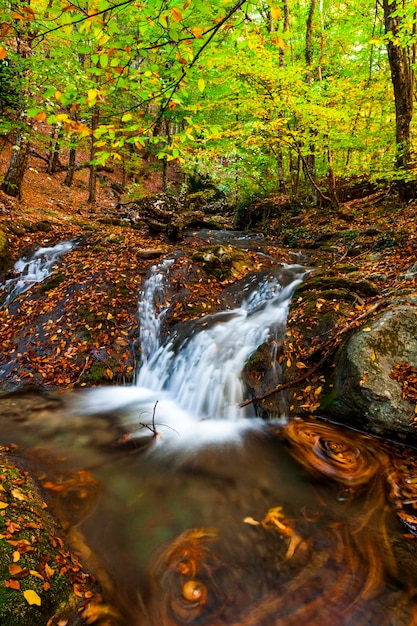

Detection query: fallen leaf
xmin=5 ymin=579 xmax=20 ymax=590
xmin=24 ymin=589 xmax=41 ymax=605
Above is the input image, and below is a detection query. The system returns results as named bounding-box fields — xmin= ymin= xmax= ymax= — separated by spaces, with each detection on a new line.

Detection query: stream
xmin=1 ymin=241 xmax=417 ymax=624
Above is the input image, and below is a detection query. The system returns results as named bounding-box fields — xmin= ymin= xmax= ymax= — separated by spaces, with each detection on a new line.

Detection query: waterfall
xmin=78 ymin=260 xmax=306 ymax=450
xmin=1 ymin=240 xmax=76 ymax=307
xmin=138 ymin=259 xmax=174 ymax=364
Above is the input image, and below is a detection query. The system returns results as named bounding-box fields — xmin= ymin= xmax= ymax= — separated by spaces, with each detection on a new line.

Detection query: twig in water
xmin=137 ymin=401 xmax=179 ymax=439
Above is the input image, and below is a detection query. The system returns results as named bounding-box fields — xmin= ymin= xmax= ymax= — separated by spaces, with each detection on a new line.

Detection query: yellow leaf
xmin=171 ymin=7 xmax=183 ymax=22
xmin=371 ymin=352 xmax=376 ymax=362
xmin=0 ymin=47 xmax=7 ymax=60
xmin=198 ymin=78 xmax=205 ymax=93
xmin=11 ymin=488 xmax=27 ymax=501
xmin=24 ymin=590 xmax=41 ymax=606
xmin=192 ymin=27 xmax=203 ymax=39
xmin=55 ymin=90 xmax=62 ymax=101
xmin=183 ymin=0 xmax=191 ymax=8
xmin=12 ymin=551 xmax=20 ymax=563
xmin=87 ymin=88 xmax=98 ymax=103
xmin=315 ymin=386 xmax=322 ymax=396
xmin=271 ymin=6 xmax=281 ymax=19
xmin=286 ymin=358 xmax=291 ymax=367
xmin=30 ymin=570 xmax=44 ymax=579
xmin=0 ymin=502 xmax=9 ymax=509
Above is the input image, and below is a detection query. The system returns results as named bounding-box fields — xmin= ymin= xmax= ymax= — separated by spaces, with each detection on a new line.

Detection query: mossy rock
xmin=0 ymin=445 xmax=111 ymax=625
xmin=39 ymin=273 xmax=65 ymax=294
xmin=297 ymin=274 xmax=380 ymax=298
xmin=0 ymin=230 xmax=12 ymax=273
xmin=192 ymin=245 xmax=246 ymax=281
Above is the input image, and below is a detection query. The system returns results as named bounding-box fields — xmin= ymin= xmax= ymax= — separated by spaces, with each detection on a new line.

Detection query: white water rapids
xmin=1 ymin=240 xmax=76 ymax=307
xmin=78 ymin=260 xmax=306 ymax=450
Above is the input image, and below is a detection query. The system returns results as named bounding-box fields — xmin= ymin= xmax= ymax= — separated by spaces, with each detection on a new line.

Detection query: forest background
xmin=0 ymin=0 xmax=416 ymax=207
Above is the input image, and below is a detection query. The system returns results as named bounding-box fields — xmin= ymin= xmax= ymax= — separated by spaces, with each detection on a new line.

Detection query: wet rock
xmin=322 ymin=306 xmax=417 ymax=441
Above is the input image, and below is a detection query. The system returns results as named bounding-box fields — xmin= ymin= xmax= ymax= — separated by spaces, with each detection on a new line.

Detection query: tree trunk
xmin=1 ymin=131 xmax=30 ymax=199
xmin=305 ymin=0 xmax=318 ymax=202
xmin=383 ymin=0 xmax=415 ymax=199
xmin=63 ymin=144 xmax=77 ymax=187
xmin=276 ymin=0 xmax=289 ymax=193
xmin=47 ymin=124 xmax=62 ymax=174
xmin=87 ymin=106 xmax=99 ymax=203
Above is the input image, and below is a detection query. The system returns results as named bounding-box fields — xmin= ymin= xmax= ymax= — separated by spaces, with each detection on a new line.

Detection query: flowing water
xmin=0 ymin=239 xmax=76 ymax=307
xmin=76 ymin=261 xmax=306 ymax=450
xmin=1 ymin=251 xmax=417 ymax=624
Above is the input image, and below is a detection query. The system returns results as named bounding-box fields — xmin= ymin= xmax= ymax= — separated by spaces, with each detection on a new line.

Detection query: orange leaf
xmin=5 ymin=579 xmax=20 ymax=590
xmin=171 ymin=7 xmax=183 ymax=21
xmin=0 ymin=47 xmax=7 ymax=60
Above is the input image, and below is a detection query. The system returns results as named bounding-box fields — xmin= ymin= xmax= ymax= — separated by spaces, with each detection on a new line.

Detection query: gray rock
xmin=400 ymin=263 xmax=417 ymax=280
xmin=325 ymin=305 xmax=417 ymax=441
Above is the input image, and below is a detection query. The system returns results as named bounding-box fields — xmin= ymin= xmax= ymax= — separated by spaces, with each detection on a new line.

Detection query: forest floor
xmin=0 ymin=143 xmax=417 ymax=391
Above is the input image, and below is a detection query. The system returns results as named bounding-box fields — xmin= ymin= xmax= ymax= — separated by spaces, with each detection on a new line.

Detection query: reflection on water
xmin=1 ymin=392 xmax=417 ymax=625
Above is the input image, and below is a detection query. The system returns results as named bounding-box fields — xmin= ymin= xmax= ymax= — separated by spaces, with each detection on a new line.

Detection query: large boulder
xmin=322 ymin=305 xmax=417 ymax=442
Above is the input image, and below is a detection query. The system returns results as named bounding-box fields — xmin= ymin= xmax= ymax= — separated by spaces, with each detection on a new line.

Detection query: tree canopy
xmin=0 ymin=0 xmax=416 ymax=202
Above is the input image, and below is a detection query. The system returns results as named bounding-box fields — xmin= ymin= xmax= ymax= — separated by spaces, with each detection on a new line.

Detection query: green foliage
xmin=0 ymin=0 xmax=414 ymax=200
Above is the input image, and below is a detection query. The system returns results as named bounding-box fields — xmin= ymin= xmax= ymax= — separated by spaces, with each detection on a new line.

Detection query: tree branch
xmin=239 ymin=301 xmax=385 ymax=408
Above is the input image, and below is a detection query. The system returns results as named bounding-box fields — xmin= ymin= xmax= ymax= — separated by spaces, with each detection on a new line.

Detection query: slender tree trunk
xmin=47 ymin=124 xmax=62 ymax=174
xmin=276 ymin=0 xmax=289 ymax=193
xmin=87 ymin=106 xmax=99 ymax=203
xmin=383 ymin=0 xmax=414 ymax=199
xmin=63 ymin=144 xmax=77 ymax=187
xmin=305 ymin=0 xmax=318 ymax=202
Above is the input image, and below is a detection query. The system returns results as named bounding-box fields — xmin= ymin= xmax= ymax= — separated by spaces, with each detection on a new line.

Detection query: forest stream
xmin=1 ymin=238 xmax=417 ymax=625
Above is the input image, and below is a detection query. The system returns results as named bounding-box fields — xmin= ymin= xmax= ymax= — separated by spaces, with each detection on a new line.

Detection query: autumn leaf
xmin=9 ymin=563 xmax=22 ymax=575
xmin=24 ymin=589 xmax=41 ymax=605
xmin=271 ymin=6 xmax=281 ymax=19
xmin=0 ymin=501 xmax=9 ymax=509
xmin=171 ymin=7 xmax=183 ymax=22
xmin=5 ymin=579 xmax=20 ymax=590
xmin=11 ymin=487 xmax=27 ymax=501
xmin=0 ymin=47 xmax=7 ymax=60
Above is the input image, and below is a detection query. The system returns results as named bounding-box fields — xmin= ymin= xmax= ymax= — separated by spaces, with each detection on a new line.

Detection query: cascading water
xmin=1 ymin=240 xmax=76 ymax=307
xmin=79 ymin=260 xmax=306 ymax=449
